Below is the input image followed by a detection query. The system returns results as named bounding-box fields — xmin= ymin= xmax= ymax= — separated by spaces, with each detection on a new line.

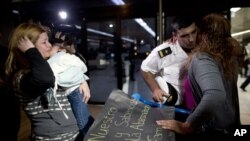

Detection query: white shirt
xmin=141 ymin=41 xmax=188 ymax=93
xmin=48 ymin=51 xmax=89 ymax=95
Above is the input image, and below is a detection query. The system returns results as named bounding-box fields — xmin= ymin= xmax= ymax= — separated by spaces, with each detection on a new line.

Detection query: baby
xmin=48 ymin=45 xmax=94 ymax=136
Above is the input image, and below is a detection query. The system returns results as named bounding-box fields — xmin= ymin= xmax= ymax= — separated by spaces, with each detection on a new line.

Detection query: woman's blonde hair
xmin=5 ymin=23 xmax=47 ymax=78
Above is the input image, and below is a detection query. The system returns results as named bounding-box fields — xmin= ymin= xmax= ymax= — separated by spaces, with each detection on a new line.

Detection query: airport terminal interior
xmin=0 ymin=0 xmax=250 ymax=140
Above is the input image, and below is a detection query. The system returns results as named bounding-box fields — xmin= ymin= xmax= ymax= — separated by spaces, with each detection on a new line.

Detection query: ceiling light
xmin=87 ymin=28 xmax=134 ymax=43
xmin=230 ymin=7 xmax=241 ymax=12
xmin=121 ymin=37 xmax=135 ymax=42
xmin=87 ymin=28 xmax=114 ymax=37
xmin=230 ymin=7 xmax=241 ymax=18
xmin=111 ymin=0 xmax=125 ymax=5
xmin=109 ymin=24 xmax=114 ymax=28
xmin=58 ymin=11 xmax=67 ymax=20
xmin=231 ymin=29 xmax=250 ymax=37
xmin=12 ymin=10 xmax=19 ymax=14
xmin=111 ymin=0 xmax=156 ymax=37
xmin=134 ymin=18 xmax=156 ymax=37
xmin=59 ymin=24 xmax=72 ymax=27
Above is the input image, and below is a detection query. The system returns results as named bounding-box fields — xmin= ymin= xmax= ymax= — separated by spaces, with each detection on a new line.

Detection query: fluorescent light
xmin=59 ymin=24 xmax=72 ymax=27
xmin=230 ymin=7 xmax=241 ymax=12
xmin=75 ymin=25 xmax=81 ymax=29
xmin=87 ymin=28 xmax=114 ymax=37
xmin=111 ymin=0 xmax=156 ymax=37
xmin=111 ymin=0 xmax=125 ymax=5
xmin=87 ymin=28 xmax=134 ymax=43
xmin=122 ymin=37 xmax=135 ymax=42
xmin=12 ymin=10 xmax=19 ymax=14
xmin=230 ymin=7 xmax=241 ymax=18
xmin=231 ymin=30 xmax=250 ymax=37
xmin=134 ymin=18 xmax=156 ymax=37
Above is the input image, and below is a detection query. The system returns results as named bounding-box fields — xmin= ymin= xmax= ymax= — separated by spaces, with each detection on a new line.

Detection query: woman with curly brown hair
xmin=156 ymin=13 xmax=241 ymax=140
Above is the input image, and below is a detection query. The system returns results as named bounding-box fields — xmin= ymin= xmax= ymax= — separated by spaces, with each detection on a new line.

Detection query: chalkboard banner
xmin=84 ymin=89 xmax=175 ymax=141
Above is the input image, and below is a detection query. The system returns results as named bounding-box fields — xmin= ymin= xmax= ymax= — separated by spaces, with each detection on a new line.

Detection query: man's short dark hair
xmin=171 ymin=16 xmax=196 ymax=32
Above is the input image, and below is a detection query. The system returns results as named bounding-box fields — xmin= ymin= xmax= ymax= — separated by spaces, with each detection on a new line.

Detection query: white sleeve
xmin=141 ymin=49 xmax=160 ymax=74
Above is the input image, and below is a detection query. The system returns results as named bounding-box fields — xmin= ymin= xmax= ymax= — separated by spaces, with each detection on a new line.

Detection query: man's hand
xmin=152 ymin=88 xmax=169 ymax=103
xmin=141 ymin=70 xmax=169 ymax=103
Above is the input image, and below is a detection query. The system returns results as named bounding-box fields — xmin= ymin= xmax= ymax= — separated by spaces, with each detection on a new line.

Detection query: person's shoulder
xmin=190 ymin=53 xmax=214 ymax=72
xmin=48 ymin=51 xmax=67 ymax=62
xmin=192 ymin=53 xmax=216 ymax=64
xmin=148 ymin=42 xmax=172 ymax=58
xmin=153 ymin=42 xmax=174 ymax=51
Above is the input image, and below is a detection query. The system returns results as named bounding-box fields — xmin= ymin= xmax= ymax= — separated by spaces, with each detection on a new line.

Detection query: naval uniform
xmin=141 ymin=41 xmax=188 ymax=105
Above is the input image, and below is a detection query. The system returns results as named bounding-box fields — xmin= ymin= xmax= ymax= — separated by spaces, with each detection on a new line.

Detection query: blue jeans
xmin=67 ymin=87 xmax=91 ymax=132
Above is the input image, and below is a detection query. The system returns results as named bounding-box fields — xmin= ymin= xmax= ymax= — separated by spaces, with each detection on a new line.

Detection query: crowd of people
xmin=0 ymin=12 xmax=248 ymax=141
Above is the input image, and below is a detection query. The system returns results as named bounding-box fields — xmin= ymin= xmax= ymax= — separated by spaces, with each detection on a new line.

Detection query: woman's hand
xmin=79 ymin=81 xmax=91 ymax=103
xmin=156 ymin=120 xmax=193 ymax=134
xmin=18 ymin=36 xmax=35 ymax=53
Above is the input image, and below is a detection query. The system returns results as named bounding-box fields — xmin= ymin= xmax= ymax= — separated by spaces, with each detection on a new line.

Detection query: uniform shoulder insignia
xmin=158 ymin=47 xmax=172 ymax=58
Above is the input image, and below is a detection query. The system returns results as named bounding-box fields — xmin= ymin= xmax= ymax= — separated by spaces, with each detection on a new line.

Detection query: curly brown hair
xmin=194 ymin=13 xmax=235 ymax=80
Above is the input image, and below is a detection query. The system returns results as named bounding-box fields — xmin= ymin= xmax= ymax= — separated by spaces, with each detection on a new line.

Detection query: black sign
xmin=84 ymin=90 xmax=175 ymax=141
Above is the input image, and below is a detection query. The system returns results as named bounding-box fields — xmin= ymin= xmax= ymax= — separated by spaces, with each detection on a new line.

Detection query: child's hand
xmin=79 ymin=81 xmax=91 ymax=103
xmin=49 ymin=46 xmax=60 ymax=56
xmin=55 ymin=31 xmax=66 ymax=41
